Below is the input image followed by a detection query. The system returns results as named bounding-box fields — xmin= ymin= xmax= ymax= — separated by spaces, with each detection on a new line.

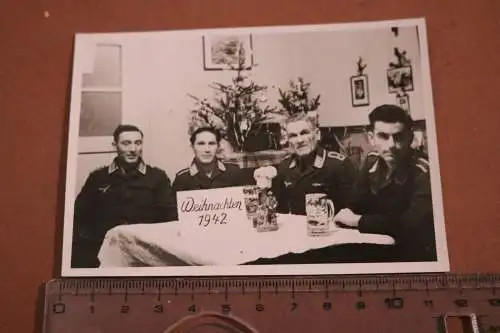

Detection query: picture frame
xmin=350 ymin=74 xmax=369 ymax=106
xmin=387 ymin=65 xmax=414 ymax=93
xmin=203 ymin=34 xmax=254 ymax=70
xmin=396 ymin=92 xmax=411 ymax=114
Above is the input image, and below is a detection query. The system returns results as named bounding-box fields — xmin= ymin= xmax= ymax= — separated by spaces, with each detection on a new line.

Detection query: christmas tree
xmin=188 ymin=48 xmax=277 ymax=152
xmin=277 ymin=77 xmax=321 ymax=116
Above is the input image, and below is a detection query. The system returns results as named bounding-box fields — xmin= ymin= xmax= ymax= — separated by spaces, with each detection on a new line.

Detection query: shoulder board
xmin=417 ymin=157 xmax=429 ymax=166
xmin=327 ymin=151 xmax=346 ymax=161
xmin=95 ymin=165 xmax=107 ymax=171
xmin=414 ymin=157 xmax=429 ymax=173
xmin=150 ymin=166 xmax=169 ymax=175
xmin=91 ymin=165 xmax=108 ymax=174
xmin=175 ymin=168 xmax=190 ymax=176
xmin=415 ymin=164 xmax=428 ymax=174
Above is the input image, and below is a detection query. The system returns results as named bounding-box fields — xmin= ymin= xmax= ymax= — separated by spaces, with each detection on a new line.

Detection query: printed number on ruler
xmin=49 ymin=290 xmax=500 ymax=315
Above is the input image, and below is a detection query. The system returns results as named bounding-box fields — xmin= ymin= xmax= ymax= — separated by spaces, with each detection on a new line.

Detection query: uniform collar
xmin=368 ymin=153 xmax=409 ymax=186
xmin=108 ymin=158 xmax=147 ymax=175
xmin=289 ymin=146 xmax=326 ymax=169
xmin=189 ymin=159 xmax=226 ymax=176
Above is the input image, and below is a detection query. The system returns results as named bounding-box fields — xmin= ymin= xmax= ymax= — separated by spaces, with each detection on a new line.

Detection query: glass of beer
xmin=305 ymin=193 xmax=335 ymax=236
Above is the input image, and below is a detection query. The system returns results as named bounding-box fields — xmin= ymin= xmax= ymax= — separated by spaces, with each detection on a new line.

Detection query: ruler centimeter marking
xmin=46 ymin=275 xmax=500 ymax=299
xmin=59 ymin=275 xmax=500 ymax=293
xmin=42 ymin=274 xmax=500 ymax=333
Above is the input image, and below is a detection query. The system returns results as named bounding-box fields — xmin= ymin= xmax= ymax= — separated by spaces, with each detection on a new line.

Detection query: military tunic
xmin=272 ymin=146 xmax=358 ymax=215
xmin=348 ymin=150 xmax=437 ymax=262
xmin=172 ymin=160 xmax=248 ymax=192
xmin=72 ymin=158 xmax=177 ymax=268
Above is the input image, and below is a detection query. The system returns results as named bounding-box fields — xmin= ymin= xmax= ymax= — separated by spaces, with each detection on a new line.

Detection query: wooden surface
xmin=0 ymin=0 xmax=499 ymax=332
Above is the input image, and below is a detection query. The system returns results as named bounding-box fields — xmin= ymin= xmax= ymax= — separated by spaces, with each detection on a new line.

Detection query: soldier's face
xmin=113 ymin=131 xmax=143 ymax=165
xmin=368 ymin=121 xmax=413 ymax=166
xmin=192 ymin=131 xmax=219 ymax=164
xmin=286 ymin=120 xmax=319 ymax=156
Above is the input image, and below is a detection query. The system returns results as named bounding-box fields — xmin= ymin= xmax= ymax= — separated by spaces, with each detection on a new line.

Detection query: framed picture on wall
xmin=387 ymin=65 xmax=414 ymax=93
xmin=350 ymin=75 xmax=369 ymax=106
xmin=203 ymin=34 xmax=254 ymax=70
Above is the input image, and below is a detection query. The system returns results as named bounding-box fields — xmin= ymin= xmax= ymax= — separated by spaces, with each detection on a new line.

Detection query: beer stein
xmin=305 ymin=193 xmax=335 ymax=236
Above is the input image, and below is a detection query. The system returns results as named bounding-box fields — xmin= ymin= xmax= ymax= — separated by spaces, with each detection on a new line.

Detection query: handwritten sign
xmin=176 ymin=186 xmax=253 ymax=243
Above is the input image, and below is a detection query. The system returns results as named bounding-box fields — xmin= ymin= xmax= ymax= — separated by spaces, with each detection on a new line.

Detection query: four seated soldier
xmin=74 ymin=105 xmax=437 ymax=267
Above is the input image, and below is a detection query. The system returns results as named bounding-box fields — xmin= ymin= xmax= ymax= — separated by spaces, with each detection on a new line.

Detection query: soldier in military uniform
xmin=72 ymin=125 xmax=177 ymax=268
xmin=172 ymin=126 xmax=248 ymax=192
xmin=270 ymin=113 xmax=358 ymax=215
xmin=334 ymin=104 xmax=437 ymax=262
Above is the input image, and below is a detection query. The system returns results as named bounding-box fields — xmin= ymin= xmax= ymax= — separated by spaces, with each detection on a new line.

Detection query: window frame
xmin=78 ymin=43 xmax=123 ymax=154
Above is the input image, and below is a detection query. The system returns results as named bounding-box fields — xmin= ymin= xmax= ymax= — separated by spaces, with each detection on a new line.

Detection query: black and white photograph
xmin=61 ymin=18 xmax=449 ymax=277
xmin=350 ymin=75 xmax=370 ymax=106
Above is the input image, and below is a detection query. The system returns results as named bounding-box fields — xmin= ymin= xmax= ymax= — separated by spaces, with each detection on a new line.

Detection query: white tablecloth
xmin=98 ymin=214 xmax=395 ymax=267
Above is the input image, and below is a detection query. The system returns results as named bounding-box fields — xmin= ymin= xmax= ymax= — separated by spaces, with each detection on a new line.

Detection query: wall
xmin=74 ymin=24 xmax=425 ymax=193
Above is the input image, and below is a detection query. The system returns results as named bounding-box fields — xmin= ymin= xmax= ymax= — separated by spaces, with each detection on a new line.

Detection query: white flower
xmin=264 ymin=166 xmax=277 ymax=178
xmin=253 ymin=166 xmax=278 ymax=188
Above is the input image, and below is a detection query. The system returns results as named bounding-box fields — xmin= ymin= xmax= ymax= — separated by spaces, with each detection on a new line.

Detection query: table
xmin=97 ymin=214 xmax=395 ymax=267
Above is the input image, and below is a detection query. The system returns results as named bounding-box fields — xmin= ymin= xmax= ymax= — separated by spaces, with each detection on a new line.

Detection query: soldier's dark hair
xmin=367 ymin=104 xmax=413 ymax=132
xmin=113 ymin=124 xmax=144 ymax=142
xmin=190 ymin=126 xmax=222 ymax=145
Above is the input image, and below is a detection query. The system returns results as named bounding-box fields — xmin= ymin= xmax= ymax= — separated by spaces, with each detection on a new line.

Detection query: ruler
xmin=42 ymin=273 xmax=500 ymax=333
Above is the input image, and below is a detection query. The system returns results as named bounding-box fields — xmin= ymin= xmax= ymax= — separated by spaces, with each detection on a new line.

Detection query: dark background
xmin=1 ymin=1 xmax=499 ymax=332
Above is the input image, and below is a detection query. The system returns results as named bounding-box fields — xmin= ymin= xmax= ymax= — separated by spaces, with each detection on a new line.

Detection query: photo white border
xmin=61 ymin=17 xmax=450 ymax=277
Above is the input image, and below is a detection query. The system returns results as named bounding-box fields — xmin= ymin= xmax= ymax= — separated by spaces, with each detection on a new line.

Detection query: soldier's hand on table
xmin=333 ymin=208 xmax=361 ymax=228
